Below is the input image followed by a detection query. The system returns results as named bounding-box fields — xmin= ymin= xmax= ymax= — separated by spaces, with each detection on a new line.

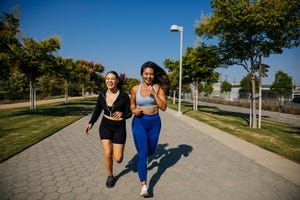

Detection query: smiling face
xmin=142 ymin=67 xmax=155 ymax=85
xmin=105 ymin=73 xmax=119 ymax=90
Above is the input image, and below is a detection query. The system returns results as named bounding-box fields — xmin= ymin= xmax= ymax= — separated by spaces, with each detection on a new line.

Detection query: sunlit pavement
xmin=0 ymin=108 xmax=299 ymax=200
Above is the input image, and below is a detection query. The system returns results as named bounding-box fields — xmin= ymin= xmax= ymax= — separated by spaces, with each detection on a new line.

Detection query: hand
xmin=134 ymin=107 xmax=143 ymax=116
xmin=112 ymin=111 xmax=123 ymax=119
xmin=147 ymin=85 xmax=157 ymax=97
xmin=84 ymin=124 xmax=92 ymax=134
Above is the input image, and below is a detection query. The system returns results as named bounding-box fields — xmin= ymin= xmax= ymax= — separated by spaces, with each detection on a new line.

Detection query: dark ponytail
xmin=141 ymin=61 xmax=170 ymax=95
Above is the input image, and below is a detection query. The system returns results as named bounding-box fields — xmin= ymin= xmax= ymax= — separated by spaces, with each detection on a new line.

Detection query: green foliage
xmin=204 ymin=83 xmax=213 ymax=94
xmin=18 ymin=37 xmax=61 ymax=80
xmin=38 ymin=76 xmax=64 ymax=98
xmin=270 ymin=70 xmax=293 ymax=98
xmin=221 ymin=81 xmax=232 ymax=93
xmin=196 ymin=0 xmax=299 ymax=62
xmin=164 ymin=59 xmax=180 ymax=91
xmin=164 ymin=45 xmax=221 ymax=96
xmin=123 ymin=77 xmax=140 ymax=92
xmin=0 ymin=9 xmax=109 ymax=102
xmin=196 ymin=0 xmax=299 ymax=90
xmin=0 ymin=11 xmax=21 ymax=81
xmin=195 ymin=0 xmax=299 ymax=127
xmin=239 ymin=75 xmax=259 ymax=98
xmin=183 ymin=45 xmax=220 ymax=84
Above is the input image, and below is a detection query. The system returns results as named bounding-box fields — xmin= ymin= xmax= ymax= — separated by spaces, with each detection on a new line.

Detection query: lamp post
xmin=170 ymin=24 xmax=183 ymax=116
xmin=258 ymin=53 xmax=262 ymax=129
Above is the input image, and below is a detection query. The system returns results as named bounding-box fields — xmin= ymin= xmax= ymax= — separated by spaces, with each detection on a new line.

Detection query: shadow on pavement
xmin=116 ymin=143 xmax=193 ymax=198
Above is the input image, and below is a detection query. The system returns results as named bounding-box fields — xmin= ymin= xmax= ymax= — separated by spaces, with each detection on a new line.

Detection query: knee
xmin=114 ymin=155 xmax=123 ymax=163
xmin=104 ymin=151 xmax=113 ymax=159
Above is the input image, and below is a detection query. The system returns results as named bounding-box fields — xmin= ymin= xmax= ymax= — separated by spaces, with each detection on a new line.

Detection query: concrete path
xmin=0 ymin=97 xmax=86 ymax=110
xmin=0 ymin=109 xmax=300 ymax=200
xmin=186 ymin=100 xmax=300 ymax=127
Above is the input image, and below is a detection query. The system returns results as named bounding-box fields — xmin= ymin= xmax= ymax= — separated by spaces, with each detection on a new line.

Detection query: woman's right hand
xmin=84 ymin=124 xmax=92 ymax=134
xmin=133 ymin=107 xmax=143 ymax=116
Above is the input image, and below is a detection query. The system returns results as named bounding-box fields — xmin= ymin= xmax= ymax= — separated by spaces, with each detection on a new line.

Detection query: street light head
xmin=170 ymin=24 xmax=183 ymax=32
xmin=170 ymin=25 xmax=179 ymax=32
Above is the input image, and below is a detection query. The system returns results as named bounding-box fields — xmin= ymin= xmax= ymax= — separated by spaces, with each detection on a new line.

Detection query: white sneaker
xmin=140 ymin=185 xmax=148 ymax=197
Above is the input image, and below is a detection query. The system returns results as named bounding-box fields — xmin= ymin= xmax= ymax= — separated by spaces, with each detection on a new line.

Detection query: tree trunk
xmin=33 ymin=81 xmax=36 ymax=109
xmin=250 ymin=72 xmax=257 ymax=128
xmin=81 ymin=84 xmax=85 ymax=100
xmin=29 ymin=78 xmax=37 ymax=110
xmin=173 ymin=90 xmax=176 ymax=104
xmin=65 ymin=80 xmax=69 ymax=103
xmin=30 ymin=79 xmax=33 ymax=110
xmin=195 ymin=80 xmax=199 ymax=111
xmin=193 ymin=81 xmax=196 ymax=110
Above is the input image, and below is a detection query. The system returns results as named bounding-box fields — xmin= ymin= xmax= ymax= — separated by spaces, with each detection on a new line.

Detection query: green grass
xmin=0 ymin=98 xmax=97 ymax=162
xmin=168 ymin=101 xmax=300 ymax=164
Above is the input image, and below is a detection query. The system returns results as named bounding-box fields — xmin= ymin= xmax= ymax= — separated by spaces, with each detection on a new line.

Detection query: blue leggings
xmin=131 ymin=113 xmax=161 ymax=182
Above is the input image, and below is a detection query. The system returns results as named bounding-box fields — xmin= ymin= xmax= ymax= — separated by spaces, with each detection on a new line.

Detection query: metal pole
xmin=170 ymin=25 xmax=183 ymax=116
xmin=177 ymin=29 xmax=183 ymax=116
xmin=258 ymin=54 xmax=262 ymax=129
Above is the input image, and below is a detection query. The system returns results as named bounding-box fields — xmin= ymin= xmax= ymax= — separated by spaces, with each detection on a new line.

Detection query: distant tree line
xmin=0 ymin=8 xmax=139 ymax=109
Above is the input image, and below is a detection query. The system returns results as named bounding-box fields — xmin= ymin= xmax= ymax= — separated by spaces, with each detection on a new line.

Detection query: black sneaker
xmin=106 ymin=176 xmax=115 ymax=188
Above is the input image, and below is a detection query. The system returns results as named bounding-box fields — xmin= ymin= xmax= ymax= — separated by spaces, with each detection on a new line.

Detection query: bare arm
xmin=151 ymin=84 xmax=167 ymax=111
xmin=130 ymin=85 xmax=143 ymax=116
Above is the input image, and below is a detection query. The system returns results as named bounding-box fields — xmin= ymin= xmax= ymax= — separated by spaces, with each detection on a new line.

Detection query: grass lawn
xmin=0 ymin=98 xmax=97 ymax=162
xmin=168 ymin=101 xmax=300 ymax=164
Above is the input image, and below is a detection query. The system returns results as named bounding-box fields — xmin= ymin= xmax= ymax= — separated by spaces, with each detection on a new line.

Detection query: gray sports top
xmin=136 ymin=84 xmax=157 ymax=108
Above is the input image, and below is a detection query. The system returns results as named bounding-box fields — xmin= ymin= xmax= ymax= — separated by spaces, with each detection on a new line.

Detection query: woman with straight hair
xmin=85 ymin=71 xmax=132 ymax=188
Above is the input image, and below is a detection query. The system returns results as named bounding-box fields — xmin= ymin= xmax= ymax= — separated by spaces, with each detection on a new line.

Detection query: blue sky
xmin=1 ymin=0 xmax=299 ymax=85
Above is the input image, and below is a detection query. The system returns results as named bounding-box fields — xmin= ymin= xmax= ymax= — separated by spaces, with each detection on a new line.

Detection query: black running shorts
xmin=99 ymin=116 xmax=126 ymax=144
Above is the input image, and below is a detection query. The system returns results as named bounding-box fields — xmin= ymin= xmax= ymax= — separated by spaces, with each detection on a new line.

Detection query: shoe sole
xmin=140 ymin=192 xmax=149 ymax=197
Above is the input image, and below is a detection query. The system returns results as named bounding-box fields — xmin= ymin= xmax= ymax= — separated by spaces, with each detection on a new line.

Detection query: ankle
xmin=141 ymin=182 xmax=147 ymax=186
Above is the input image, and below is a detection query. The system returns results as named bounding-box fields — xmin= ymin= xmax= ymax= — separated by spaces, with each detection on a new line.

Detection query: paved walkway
xmin=0 ymin=109 xmax=300 ymax=200
xmin=0 ymin=97 xmax=88 ymax=110
xmin=184 ymin=100 xmax=300 ymax=127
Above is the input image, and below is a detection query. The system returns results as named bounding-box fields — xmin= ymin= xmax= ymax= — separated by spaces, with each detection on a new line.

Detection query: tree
xmin=183 ymin=45 xmax=220 ymax=110
xmin=203 ymin=83 xmax=213 ymax=96
xmin=270 ymin=70 xmax=293 ymax=105
xmin=195 ymin=0 xmax=299 ymax=128
xmin=221 ymin=80 xmax=232 ymax=99
xmin=221 ymin=81 xmax=231 ymax=93
xmin=164 ymin=45 xmax=220 ymax=110
xmin=0 ymin=10 xmax=21 ymax=82
xmin=56 ymin=57 xmax=74 ymax=103
xmin=18 ymin=37 xmax=60 ymax=109
xmin=123 ymin=77 xmax=140 ymax=93
xmin=1 ymin=68 xmax=28 ymax=100
xmin=88 ymin=62 xmax=105 ymax=93
xmin=164 ymin=59 xmax=180 ymax=104
xmin=73 ymin=59 xmax=104 ymax=99
xmin=239 ymin=75 xmax=258 ymax=98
